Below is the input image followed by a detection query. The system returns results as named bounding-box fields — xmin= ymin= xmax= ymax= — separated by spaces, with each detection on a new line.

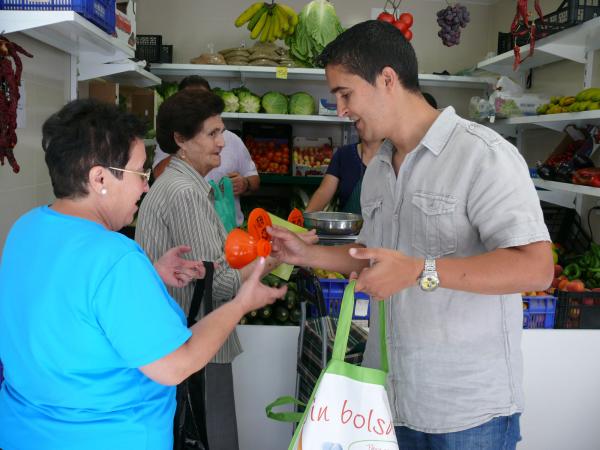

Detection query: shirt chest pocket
xmin=411 ymin=192 xmax=457 ymax=258
xmin=362 ymin=199 xmax=384 ymax=247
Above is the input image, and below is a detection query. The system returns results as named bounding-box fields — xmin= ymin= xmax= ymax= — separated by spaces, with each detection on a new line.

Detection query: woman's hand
xmin=154 ymin=245 xmax=206 ymax=288
xmin=234 ymin=257 xmax=287 ymax=313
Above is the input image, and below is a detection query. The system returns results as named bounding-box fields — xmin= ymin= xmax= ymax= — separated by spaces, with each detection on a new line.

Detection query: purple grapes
xmin=436 ymin=3 xmax=470 ymax=47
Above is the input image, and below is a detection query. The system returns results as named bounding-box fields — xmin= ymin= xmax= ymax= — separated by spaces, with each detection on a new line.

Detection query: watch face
xmin=420 ymin=275 xmax=439 ymax=291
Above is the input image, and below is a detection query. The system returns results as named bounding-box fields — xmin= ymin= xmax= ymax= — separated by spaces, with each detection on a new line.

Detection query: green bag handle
xmin=265 ymin=395 xmax=305 ymax=422
xmin=208 ymin=177 xmax=236 ymax=232
xmin=331 ymin=280 xmax=389 ymax=372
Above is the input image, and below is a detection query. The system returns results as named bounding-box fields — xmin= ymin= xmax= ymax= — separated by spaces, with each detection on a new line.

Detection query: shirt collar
xmin=167 ymin=156 xmax=212 ymax=196
xmin=420 ymin=106 xmax=458 ymax=156
xmin=372 ymin=106 xmax=459 ymax=167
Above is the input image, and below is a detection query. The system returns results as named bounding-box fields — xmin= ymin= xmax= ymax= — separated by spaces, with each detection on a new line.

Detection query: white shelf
xmin=1 ymin=11 xmax=158 ymax=86
xmin=477 ymin=16 xmax=600 ymax=77
xmin=492 ymin=110 xmax=600 ymax=132
xmin=533 ymin=178 xmax=600 ymax=197
xmin=1 ymin=11 xmax=134 ymax=63
xmin=221 ymin=112 xmax=351 ymax=124
xmin=150 ymin=63 xmax=495 ymax=88
xmin=78 ymin=61 xmax=161 ymax=87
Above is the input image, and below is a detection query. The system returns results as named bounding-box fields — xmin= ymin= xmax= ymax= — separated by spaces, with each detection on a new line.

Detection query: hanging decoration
xmin=0 ymin=35 xmax=32 ymax=174
xmin=511 ymin=0 xmax=545 ymax=70
xmin=377 ymin=0 xmax=414 ymax=41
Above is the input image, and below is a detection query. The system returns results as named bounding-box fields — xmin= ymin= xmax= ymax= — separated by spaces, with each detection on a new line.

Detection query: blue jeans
xmin=395 ymin=414 xmax=521 ymax=450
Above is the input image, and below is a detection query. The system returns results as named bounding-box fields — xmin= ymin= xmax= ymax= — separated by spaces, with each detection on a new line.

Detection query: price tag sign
xmin=276 ymin=67 xmax=288 ymax=79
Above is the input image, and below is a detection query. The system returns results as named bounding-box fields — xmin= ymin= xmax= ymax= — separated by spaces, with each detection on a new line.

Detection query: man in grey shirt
xmin=268 ymin=20 xmax=553 ymax=450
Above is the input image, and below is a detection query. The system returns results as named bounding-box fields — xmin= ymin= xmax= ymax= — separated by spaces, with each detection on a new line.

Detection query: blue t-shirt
xmin=0 ymin=206 xmax=192 ymax=450
xmin=325 ymin=143 xmax=366 ymax=210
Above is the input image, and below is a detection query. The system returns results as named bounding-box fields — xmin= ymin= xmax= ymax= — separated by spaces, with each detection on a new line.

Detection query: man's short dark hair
xmin=316 ymin=20 xmax=419 ymax=93
xmin=42 ymin=99 xmax=146 ymax=199
xmin=156 ymin=90 xmax=224 ymax=154
xmin=422 ymin=92 xmax=438 ymax=108
xmin=178 ymin=75 xmax=211 ymax=91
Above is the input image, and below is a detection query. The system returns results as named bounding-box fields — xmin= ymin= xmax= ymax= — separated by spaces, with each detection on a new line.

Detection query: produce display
xmin=292 ymin=139 xmax=333 ymax=176
xmin=244 ymin=136 xmax=290 ymax=174
xmin=551 ymin=243 xmax=600 ymax=291
xmin=436 ymin=3 xmax=470 ymax=47
xmin=285 ymin=0 xmax=344 ymax=67
xmin=376 ymin=1 xmax=414 ymax=41
xmin=536 ymin=88 xmax=600 ymax=115
xmin=240 ymin=273 xmax=301 ymax=325
xmin=0 ymin=36 xmax=32 ymax=174
xmin=234 ymin=2 xmax=299 ymax=43
xmin=213 ymin=86 xmax=316 ymax=116
xmin=218 ymin=42 xmax=295 ymax=67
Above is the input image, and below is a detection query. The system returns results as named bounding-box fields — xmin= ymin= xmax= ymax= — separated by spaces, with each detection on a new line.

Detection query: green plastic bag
xmin=209 ymin=176 xmax=236 ymax=233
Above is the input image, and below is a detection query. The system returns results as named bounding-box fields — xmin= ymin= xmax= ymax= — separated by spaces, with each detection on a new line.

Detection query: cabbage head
xmin=238 ymin=91 xmax=261 ymax=113
xmin=261 ymin=91 xmax=288 ymax=114
xmin=289 ymin=92 xmax=315 ymax=115
xmin=220 ymin=91 xmax=239 ymax=113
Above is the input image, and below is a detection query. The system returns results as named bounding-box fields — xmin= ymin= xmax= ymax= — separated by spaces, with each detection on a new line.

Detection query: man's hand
xmin=227 ymin=172 xmax=248 ymax=196
xmin=154 ymin=245 xmax=206 ymax=288
xmin=267 ymin=225 xmax=313 ymax=266
xmin=349 ymin=247 xmax=422 ymax=300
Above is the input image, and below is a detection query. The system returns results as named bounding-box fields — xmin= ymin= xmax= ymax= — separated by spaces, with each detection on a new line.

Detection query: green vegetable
xmin=285 ymin=0 xmax=344 ymax=67
xmin=219 ymin=91 xmax=240 ymax=112
xmin=288 ymin=92 xmax=315 ymax=115
xmin=238 ymin=91 xmax=261 ymax=113
xmin=564 ymin=263 xmax=581 ymax=280
xmin=261 ymin=91 xmax=288 ymax=114
xmin=155 ymin=81 xmax=179 ymax=101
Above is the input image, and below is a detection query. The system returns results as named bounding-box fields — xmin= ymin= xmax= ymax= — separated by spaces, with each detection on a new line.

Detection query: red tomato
xmin=392 ymin=20 xmax=409 ymax=33
xmin=377 ymin=12 xmax=395 ymax=23
xmin=399 ymin=13 xmax=413 ymax=28
xmin=403 ymin=29 xmax=413 ymax=41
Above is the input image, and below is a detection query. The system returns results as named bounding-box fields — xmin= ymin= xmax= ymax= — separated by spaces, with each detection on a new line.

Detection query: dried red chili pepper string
xmin=0 ymin=35 xmax=33 ymax=174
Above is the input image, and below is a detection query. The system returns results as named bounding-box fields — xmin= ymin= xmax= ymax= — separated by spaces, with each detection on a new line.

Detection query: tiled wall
xmin=0 ymin=34 xmax=70 ymax=250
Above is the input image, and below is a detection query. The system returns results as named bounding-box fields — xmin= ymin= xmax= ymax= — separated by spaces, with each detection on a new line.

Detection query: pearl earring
xmin=100 ymin=188 xmax=107 ymax=195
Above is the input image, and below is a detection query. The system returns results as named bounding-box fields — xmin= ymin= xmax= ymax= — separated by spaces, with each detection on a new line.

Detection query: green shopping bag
xmin=266 ymin=281 xmax=398 ymax=450
xmin=209 ymin=176 xmax=236 ymax=232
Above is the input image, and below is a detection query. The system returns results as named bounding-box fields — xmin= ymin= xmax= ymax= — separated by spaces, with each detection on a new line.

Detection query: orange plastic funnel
xmin=225 ymin=228 xmax=272 ymax=269
xmin=247 ymin=207 xmax=272 ymax=241
xmin=287 ymin=208 xmax=304 ymax=227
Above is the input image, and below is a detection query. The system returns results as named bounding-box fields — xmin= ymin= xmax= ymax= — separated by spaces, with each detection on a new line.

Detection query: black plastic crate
xmin=496 ymin=0 xmax=600 ymax=54
xmin=555 ymin=291 xmax=600 ymax=329
xmin=160 ymin=45 xmax=173 ymax=63
xmin=135 ymin=34 xmax=162 ymax=63
xmin=541 ymin=202 xmax=591 ymax=256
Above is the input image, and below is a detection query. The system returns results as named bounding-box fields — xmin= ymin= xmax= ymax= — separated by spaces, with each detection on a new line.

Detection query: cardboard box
xmin=115 ymin=0 xmax=136 ymax=50
xmin=292 ymin=137 xmax=333 ymax=176
xmin=88 ymin=80 xmax=118 ymax=105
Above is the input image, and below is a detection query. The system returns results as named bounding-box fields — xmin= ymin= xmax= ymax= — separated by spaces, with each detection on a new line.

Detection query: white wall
xmin=137 ymin=0 xmax=494 ymax=74
xmin=0 ymin=34 xmax=68 ymax=250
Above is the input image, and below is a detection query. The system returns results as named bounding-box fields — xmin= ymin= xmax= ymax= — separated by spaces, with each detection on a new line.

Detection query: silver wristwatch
xmin=418 ymin=259 xmax=439 ymax=292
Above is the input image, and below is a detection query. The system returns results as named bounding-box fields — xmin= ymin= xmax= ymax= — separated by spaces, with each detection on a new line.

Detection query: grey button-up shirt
xmin=358 ymin=107 xmax=550 ymax=433
xmin=136 ymin=157 xmax=242 ymax=363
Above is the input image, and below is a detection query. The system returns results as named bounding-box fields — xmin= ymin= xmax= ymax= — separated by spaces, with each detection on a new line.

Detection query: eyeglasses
xmin=108 ymin=166 xmax=151 ymax=183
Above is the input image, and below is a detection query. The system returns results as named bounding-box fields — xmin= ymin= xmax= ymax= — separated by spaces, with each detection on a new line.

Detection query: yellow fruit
xmin=260 ymin=14 xmax=272 ymax=42
xmin=277 ymin=2 xmax=298 ymax=26
xmin=235 ymin=2 xmax=265 ymax=27
xmin=250 ymin=9 xmax=269 ymax=39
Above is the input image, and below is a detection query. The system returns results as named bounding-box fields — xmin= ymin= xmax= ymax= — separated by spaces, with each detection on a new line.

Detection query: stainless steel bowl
xmin=303 ymin=211 xmax=363 ymax=235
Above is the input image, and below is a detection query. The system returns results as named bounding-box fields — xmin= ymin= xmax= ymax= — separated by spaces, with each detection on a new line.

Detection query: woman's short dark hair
xmin=42 ymin=99 xmax=146 ymax=199
xmin=178 ymin=75 xmax=211 ymax=91
xmin=316 ymin=20 xmax=420 ymax=93
xmin=156 ymin=90 xmax=224 ymax=154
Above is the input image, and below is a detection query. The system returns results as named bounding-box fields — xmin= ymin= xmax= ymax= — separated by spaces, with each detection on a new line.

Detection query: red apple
xmin=399 ymin=13 xmax=414 ymax=28
xmin=554 ymin=264 xmax=563 ymax=277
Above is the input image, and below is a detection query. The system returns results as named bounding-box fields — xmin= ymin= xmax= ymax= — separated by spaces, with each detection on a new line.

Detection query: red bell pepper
xmin=572 ymin=168 xmax=600 ymax=188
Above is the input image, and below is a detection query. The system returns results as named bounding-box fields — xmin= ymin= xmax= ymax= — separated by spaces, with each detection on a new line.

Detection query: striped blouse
xmin=135 ymin=157 xmax=242 ymax=363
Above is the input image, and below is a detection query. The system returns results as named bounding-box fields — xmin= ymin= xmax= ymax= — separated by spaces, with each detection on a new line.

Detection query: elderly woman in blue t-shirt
xmin=0 ymin=99 xmax=285 ymax=450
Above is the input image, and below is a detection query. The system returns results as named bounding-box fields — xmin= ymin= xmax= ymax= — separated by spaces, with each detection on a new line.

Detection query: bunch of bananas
xmin=234 ymin=2 xmax=299 ymax=43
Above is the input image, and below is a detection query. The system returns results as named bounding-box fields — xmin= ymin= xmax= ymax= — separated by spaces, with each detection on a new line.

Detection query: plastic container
xmin=522 ymin=296 xmax=556 ymax=329
xmin=135 ymin=34 xmax=162 ymax=63
xmin=292 ymin=137 xmax=333 ymax=177
xmin=496 ymin=0 xmax=600 ymax=55
xmin=0 ymin=0 xmax=116 ymax=34
xmin=160 ymin=44 xmax=173 ymax=63
xmin=306 ymin=278 xmax=370 ymax=321
xmin=555 ymin=291 xmax=600 ymax=329
xmin=541 ymin=202 xmax=592 ymax=257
